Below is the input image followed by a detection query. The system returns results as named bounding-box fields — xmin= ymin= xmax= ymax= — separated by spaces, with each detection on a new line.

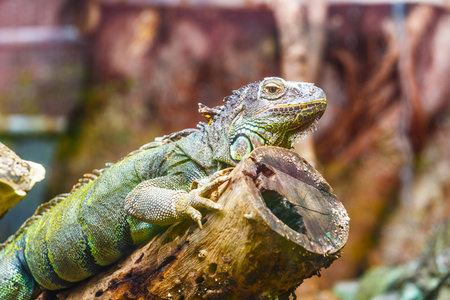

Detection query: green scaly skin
xmin=0 ymin=77 xmax=326 ymax=299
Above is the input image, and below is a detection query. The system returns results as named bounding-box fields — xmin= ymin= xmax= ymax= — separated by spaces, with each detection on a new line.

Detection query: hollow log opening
xmin=260 ymin=189 xmax=307 ymax=235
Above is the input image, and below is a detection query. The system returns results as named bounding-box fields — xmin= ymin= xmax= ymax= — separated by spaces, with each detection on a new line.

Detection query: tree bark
xmin=0 ymin=142 xmax=45 ymax=220
xmin=42 ymin=147 xmax=348 ymax=299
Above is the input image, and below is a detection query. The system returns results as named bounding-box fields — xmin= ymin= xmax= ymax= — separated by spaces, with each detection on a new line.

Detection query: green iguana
xmin=0 ymin=77 xmax=326 ymax=299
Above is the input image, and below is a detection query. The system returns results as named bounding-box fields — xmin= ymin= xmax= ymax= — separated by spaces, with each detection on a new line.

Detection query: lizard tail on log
xmin=48 ymin=147 xmax=349 ymax=300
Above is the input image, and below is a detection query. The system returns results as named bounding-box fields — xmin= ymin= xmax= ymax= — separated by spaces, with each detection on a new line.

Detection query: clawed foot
xmin=184 ymin=168 xmax=233 ymax=229
xmin=124 ymin=169 xmax=233 ymax=229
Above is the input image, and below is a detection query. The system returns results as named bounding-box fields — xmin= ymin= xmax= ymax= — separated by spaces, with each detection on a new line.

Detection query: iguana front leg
xmin=124 ymin=170 xmax=231 ymax=229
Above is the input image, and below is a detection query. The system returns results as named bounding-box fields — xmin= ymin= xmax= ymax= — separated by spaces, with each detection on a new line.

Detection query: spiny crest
xmin=198 ymin=103 xmax=224 ymax=124
xmin=198 ymin=103 xmax=228 ymax=126
xmin=0 ymin=192 xmax=70 ymax=250
xmin=198 ymin=80 xmax=260 ymax=125
xmin=145 ymin=128 xmax=198 ymax=147
xmin=71 ymin=169 xmax=104 ymax=192
xmin=68 ymin=128 xmax=196 ymax=195
xmin=71 ymin=128 xmax=199 ymax=193
xmin=0 ymin=168 xmax=110 ymax=250
xmin=221 ymin=80 xmax=260 ymax=111
xmin=71 ymin=129 xmax=199 ymax=194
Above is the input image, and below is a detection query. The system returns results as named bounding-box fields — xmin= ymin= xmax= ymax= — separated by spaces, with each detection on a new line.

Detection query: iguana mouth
xmin=262 ymin=100 xmax=326 ymax=148
xmin=230 ymin=100 xmax=326 ymax=150
xmin=251 ymin=99 xmax=327 ymax=118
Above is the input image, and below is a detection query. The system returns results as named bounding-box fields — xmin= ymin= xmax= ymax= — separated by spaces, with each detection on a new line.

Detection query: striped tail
xmin=0 ymin=234 xmax=38 ymax=300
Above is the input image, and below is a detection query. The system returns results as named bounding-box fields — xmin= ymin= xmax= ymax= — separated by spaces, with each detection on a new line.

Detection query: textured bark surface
xmin=40 ymin=147 xmax=348 ymax=299
xmin=0 ymin=142 xmax=45 ymax=219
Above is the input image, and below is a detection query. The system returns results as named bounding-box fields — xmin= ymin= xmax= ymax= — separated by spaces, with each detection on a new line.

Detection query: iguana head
xmin=201 ymin=77 xmax=327 ymax=165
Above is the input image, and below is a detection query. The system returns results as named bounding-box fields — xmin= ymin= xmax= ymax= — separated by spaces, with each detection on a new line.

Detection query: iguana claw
xmin=124 ymin=169 xmax=231 ymax=229
xmin=182 ymin=169 xmax=232 ymax=229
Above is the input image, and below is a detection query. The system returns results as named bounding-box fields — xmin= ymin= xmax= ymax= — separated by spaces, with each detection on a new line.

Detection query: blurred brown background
xmin=0 ymin=0 xmax=449 ymax=298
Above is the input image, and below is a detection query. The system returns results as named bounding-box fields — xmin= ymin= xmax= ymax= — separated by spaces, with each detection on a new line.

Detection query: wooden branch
xmin=42 ymin=147 xmax=348 ymax=299
xmin=0 ymin=142 xmax=45 ymax=219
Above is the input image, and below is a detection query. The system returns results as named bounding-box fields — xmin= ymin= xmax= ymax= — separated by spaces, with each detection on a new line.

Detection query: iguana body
xmin=0 ymin=77 xmax=326 ymax=299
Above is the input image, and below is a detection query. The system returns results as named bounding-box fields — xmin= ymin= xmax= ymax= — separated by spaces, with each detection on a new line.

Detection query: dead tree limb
xmin=0 ymin=142 xmax=45 ymax=219
xmin=43 ymin=147 xmax=348 ymax=299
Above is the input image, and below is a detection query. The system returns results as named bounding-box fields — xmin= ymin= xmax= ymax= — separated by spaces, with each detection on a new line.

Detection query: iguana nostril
xmin=314 ymin=87 xmax=326 ymax=101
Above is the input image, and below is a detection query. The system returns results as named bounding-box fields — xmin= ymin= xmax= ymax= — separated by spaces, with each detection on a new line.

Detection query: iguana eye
xmin=265 ymin=85 xmax=279 ymax=94
xmin=259 ymin=77 xmax=287 ymax=100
